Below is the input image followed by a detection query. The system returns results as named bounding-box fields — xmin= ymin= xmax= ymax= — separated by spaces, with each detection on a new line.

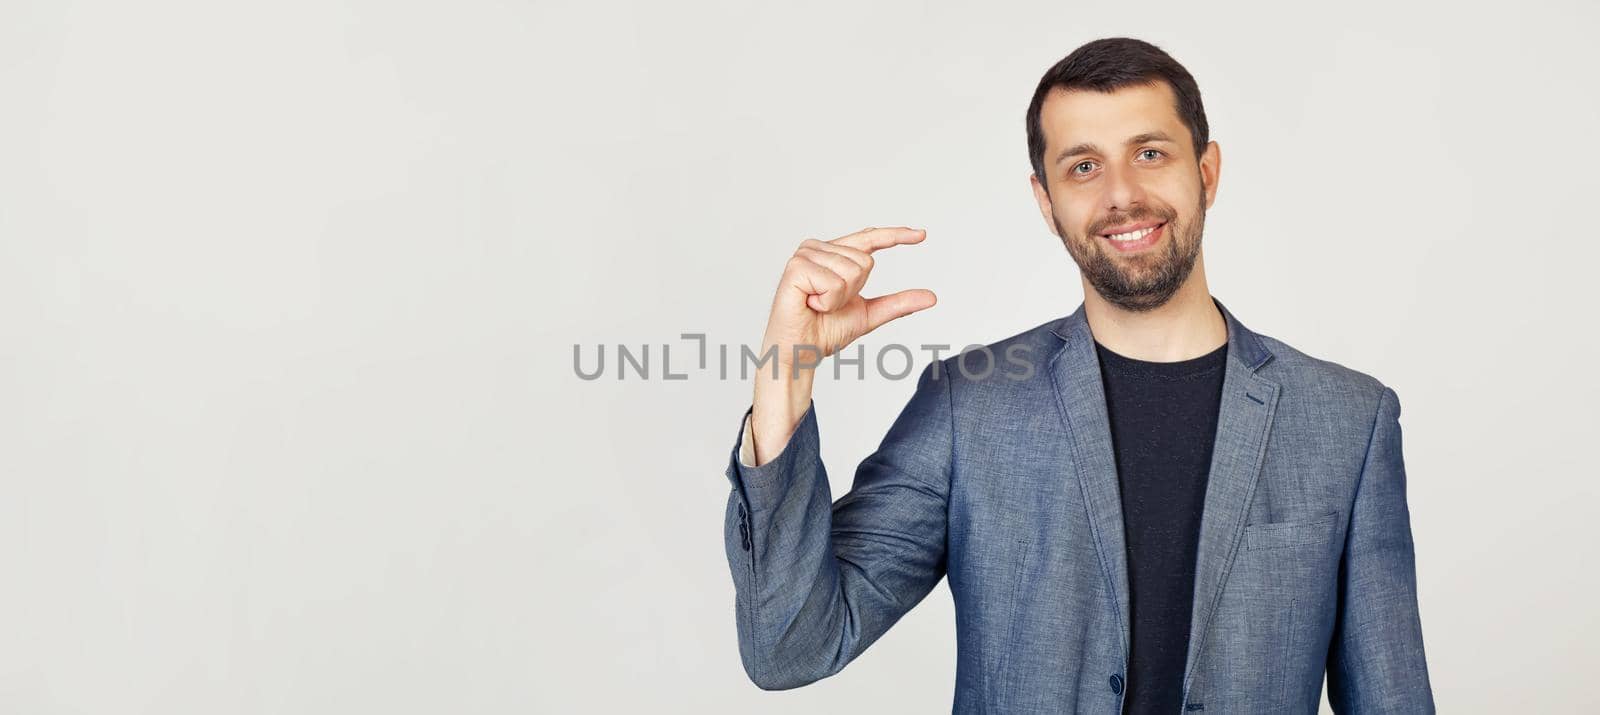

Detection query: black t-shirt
xmin=1094 ymin=338 xmax=1228 ymax=715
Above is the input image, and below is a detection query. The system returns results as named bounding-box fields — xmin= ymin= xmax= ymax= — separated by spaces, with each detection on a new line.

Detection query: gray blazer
xmin=722 ymin=297 xmax=1434 ymax=713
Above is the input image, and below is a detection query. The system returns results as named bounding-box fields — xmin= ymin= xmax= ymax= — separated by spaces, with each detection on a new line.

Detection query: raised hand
xmin=749 ymin=226 xmax=936 ymax=465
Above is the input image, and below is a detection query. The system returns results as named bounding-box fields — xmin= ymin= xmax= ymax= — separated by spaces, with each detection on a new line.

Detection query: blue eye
xmin=1073 ymin=161 xmax=1096 ymax=174
xmin=1138 ymin=149 xmax=1163 ymax=161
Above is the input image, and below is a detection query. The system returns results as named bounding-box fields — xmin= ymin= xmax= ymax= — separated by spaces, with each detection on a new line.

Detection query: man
xmin=721 ymin=37 xmax=1434 ymax=713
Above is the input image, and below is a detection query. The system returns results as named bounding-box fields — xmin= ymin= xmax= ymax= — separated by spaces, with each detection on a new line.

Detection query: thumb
xmin=862 ymin=289 xmax=937 ymax=333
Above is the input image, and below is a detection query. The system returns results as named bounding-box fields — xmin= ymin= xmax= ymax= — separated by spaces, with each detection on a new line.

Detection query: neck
xmin=1081 ymin=255 xmax=1225 ymax=362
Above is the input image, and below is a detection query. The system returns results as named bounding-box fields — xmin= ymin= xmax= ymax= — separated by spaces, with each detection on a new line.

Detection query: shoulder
xmin=963 ymin=314 xmax=1066 ymax=364
xmin=922 ymin=314 xmax=1067 ymax=394
xmin=1254 ymin=331 xmax=1395 ymax=420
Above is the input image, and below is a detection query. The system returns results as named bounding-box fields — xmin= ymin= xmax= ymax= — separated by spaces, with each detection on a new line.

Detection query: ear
xmin=1030 ymin=172 xmax=1061 ymax=237
xmin=1199 ymin=140 xmax=1221 ymax=209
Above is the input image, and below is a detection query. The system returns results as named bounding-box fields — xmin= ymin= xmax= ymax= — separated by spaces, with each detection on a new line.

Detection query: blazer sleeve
xmin=1326 ymin=386 xmax=1437 ymax=712
xmin=722 ymin=359 xmax=953 ymax=690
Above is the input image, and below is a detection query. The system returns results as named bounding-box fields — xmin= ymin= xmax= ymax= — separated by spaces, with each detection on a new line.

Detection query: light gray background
xmin=2 ymin=0 xmax=1597 ymax=712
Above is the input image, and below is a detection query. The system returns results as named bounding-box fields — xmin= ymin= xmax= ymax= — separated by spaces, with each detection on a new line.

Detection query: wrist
xmin=751 ymin=365 xmax=813 ymax=465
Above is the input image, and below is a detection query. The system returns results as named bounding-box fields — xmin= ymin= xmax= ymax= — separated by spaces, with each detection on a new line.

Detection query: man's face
xmin=1030 ymin=81 xmax=1220 ymax=312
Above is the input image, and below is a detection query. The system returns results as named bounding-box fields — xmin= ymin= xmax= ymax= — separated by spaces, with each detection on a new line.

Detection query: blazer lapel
xmin=1182 ymin=298 xmax=1280 ymax=695
xmin=1047 ymin=302 xmax=1132 ymax=663
xmin=1045 ymin=297 xmax=1280 ymax=690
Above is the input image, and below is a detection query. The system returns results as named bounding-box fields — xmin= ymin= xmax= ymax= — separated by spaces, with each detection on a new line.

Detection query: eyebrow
xmin=1053 ymin=131 xmax=1178 ymax=167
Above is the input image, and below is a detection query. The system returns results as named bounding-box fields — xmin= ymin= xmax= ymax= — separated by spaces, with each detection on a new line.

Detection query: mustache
xmin=1088 ymin=205 xmax=1177 ymax=236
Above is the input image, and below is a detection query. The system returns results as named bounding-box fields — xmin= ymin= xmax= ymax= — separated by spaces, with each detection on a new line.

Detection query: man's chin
xmin=1091 ymin=283 xmax=1180 ymax=312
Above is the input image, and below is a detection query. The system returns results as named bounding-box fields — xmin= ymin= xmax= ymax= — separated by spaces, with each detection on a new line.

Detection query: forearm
xmin=726 ymin=403 xmax=857 ymax=690
xmin=723 ymin=362 xmax=953 ymax=691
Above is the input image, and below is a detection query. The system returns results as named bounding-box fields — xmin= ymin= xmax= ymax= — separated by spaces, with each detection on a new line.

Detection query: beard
xmin=1052 ymin=185 xmax=1206 ymax=313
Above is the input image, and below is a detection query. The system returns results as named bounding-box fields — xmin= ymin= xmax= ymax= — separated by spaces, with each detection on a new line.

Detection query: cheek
xmin=1053 ymin=197 xmax=1096 ymax=233
xmin=1165 ymin=175 xmax=1207 ymax=211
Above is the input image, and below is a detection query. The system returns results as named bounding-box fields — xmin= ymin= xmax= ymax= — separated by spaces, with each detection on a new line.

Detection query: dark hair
xmin=1026 ymin=38 xmax=1209 ymax=189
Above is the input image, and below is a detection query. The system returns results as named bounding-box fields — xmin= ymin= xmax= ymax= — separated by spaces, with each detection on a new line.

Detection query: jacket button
xmin=1109 ymin=674 xmax=1123 ymax=695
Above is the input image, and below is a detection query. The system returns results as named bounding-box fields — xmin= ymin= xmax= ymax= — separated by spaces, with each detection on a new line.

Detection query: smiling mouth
xmin=1100 ymin=221 xmax=1165 ymax=242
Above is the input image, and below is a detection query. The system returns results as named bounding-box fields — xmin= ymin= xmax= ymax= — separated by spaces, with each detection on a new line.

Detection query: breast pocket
xmin=1244 ymin=510 xmax=1339 ymax=551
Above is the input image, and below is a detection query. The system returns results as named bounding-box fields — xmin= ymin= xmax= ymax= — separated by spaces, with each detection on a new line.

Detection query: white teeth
xmin=1107 ymin=226 xmax=1156 ymax=241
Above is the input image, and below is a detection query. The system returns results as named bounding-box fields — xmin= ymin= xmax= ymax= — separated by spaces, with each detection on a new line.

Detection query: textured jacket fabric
xmin=721 ymin=297 xmax=1435 ymax=713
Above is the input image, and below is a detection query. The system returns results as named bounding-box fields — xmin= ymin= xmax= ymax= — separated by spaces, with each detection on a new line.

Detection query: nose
xmin=1103 ymin=164 xmax=1147 ymax=214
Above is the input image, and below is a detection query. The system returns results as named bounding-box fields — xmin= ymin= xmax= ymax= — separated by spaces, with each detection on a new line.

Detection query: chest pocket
xmin=1243 ymin=510 xmax=1339 ymax=551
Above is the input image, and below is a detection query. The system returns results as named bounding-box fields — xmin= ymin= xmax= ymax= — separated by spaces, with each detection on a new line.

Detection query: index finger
xmin=832 ymin=226 xmax=926 ymax=254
